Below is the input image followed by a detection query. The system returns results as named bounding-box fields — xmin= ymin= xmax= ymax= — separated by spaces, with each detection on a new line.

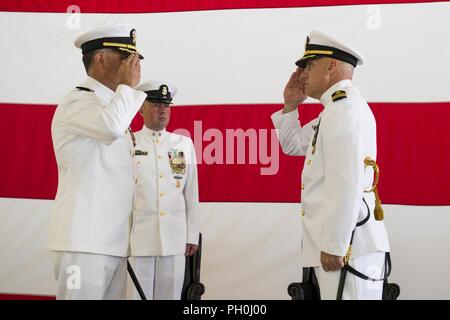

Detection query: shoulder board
xmin=331 ymin=90 xmax=347 ymax=102
xmin=76 ymin=86 xmax=94 ymax=92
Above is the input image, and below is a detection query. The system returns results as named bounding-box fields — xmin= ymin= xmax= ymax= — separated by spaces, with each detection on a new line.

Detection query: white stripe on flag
xmin=1 ymin=198 xmax=450 ymax=299
xmin=1 ymin=2 xmax=450 ymax=105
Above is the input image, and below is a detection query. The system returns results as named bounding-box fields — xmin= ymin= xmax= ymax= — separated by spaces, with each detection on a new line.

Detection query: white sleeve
xmin=320 ymin=106 xmax=364 ymax=257
xmin=61 ymin=85 xmax=146 ymax=144
xmin=271 ymin=108 xmax=318 ymax=156
xmin=183 ymin=138 xmax=200 ymax=245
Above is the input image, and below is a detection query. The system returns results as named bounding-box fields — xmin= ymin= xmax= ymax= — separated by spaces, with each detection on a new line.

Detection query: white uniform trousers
xmin=127 ymin=255 xmax=185 ymax=300
xmin=53 ymin=252 xmax=127 ymax=300
xmin=313 ymin=251 xmax=386 ymax=300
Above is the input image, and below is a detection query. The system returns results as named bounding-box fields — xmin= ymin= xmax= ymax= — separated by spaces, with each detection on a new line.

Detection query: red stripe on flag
xmin=0 ymin=0 xmax=444 ymax=13
xmin=1 ymin=102 xmax=449 ymax=204
xmin=0 ymin=104 xmax=58 ymax=200
xmin=0 ymin=293 xmax=55 ymax=300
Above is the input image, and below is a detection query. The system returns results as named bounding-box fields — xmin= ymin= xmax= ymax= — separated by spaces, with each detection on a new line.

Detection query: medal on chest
xmin=168 ymin=149 xmax=186 ymax=188
xmin=311 ymin=118 xmax=321 ymax=155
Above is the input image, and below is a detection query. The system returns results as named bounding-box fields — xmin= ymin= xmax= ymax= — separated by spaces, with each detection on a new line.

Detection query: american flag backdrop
xmin=0 ymin=0 xmax=450 ymax=299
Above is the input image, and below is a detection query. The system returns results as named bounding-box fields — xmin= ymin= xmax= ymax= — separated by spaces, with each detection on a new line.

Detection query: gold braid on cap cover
xmin=364 ymin=157 xmax=383 ymax=221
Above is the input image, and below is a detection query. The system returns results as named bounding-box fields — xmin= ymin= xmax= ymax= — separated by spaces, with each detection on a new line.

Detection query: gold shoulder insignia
xmin=331 ymin=90 xmax=347 ymax=102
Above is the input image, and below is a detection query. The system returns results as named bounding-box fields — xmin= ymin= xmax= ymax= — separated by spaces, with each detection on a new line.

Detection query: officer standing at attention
xmin=271 ymin=30 xmax=390 ymax=299
xmin=128 ymin=80 xmax=200 ymax=300
xmin=49 ymin=23 xmax=147 ymax=299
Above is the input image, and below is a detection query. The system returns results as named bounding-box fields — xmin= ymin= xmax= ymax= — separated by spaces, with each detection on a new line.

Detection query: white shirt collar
xmin=83 ymin=76 xmax=115 ymax=103
xmin=142 ymin=125 xmax=167 ymax=138
xmin=319 ymin=79 xmax=352 ymax=106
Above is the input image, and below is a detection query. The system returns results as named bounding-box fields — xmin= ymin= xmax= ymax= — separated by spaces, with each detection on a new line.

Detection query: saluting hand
xmin=118 ymin=54 xmax=141 ymax=88
xmin=283 ymin=68 xmax=307 ymax=113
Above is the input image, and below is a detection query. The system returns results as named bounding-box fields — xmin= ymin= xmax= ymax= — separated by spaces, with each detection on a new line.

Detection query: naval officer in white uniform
xmin=272 ymin=31 xmax=390 ymax=299
xmin=128 ymin=80 xmax=200 ymax=300
xmin=49 ymin=23 xmax=147 ymax=299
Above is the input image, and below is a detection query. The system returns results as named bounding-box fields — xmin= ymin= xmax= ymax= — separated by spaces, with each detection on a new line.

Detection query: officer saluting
xmin=49 ymin=23 xmax=147 ymax=299
xmin=128 ymin=80 xmax=200 ymax=300
xmin=272 ymin=31 xmax=390 ymax=299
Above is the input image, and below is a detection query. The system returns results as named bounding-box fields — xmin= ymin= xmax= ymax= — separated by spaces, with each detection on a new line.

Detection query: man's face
xmin=102 ymin=49 xmax=129 ymax=84
xmin=140 ymin=100 xmax=171 ymax=131
xmin=301 ymin=58 xmax=331 ymax=99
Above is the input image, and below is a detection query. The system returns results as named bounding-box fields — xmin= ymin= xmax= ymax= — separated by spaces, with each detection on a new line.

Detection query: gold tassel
xmin=344 ymin=245 xmax=352 ymax=265
xmin=364 ymin=157 xmax=384 ymax=221
xmin=373 ymin=188 xmax=384 ymax=221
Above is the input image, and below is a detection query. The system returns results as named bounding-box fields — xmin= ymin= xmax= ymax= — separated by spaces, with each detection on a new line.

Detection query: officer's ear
xmin=93 ymin=50 xmax=107 ymax=69
xmin=327 ymin=59 xmax=337 ymax=73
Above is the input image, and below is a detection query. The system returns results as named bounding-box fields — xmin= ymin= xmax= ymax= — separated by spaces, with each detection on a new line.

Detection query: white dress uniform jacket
xmin=48 ymin=76 xmax=146 ymax=257
xmin=130 ymin=126 xmax=200 ymax=256
xmin=272 ymin=79 xmax=390 ymax=267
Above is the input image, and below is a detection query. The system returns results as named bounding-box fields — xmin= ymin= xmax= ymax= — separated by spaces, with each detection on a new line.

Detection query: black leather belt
xmin=336 ymin=198 xmax=391 ymax=300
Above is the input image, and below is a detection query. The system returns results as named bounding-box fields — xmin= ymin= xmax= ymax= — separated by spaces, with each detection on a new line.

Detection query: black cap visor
xmin=81 ymin=37 xmax=144 ymax=59
xmin=295 ymin=55 xmax=322 ymax=69
xmin=295 ymin=44 xmax=358 ymax=68
xmin=146 ymin=98 xmax=173 ymax=105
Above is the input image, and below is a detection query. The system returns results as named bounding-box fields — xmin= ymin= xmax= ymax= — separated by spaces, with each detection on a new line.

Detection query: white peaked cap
xmin=296 ymin=30 xmax=364 ymax=68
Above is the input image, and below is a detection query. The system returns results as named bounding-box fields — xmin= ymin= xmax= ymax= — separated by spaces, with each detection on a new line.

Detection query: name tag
xmin=135 ymin=150 xmax=148 ymax=156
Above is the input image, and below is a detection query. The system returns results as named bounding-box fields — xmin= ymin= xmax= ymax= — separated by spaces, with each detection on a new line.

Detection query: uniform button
xmin=159 ymin=173 xmax=164 ymax=178
xmin=158 ymin=155 xmax=162 ymax=160
xmin=159 ymin=192 xmax=165 ymax=197
xmin=307 ymin=159 xmax=312 ymax=165
xmin=156 ymin=139 xmax=160 ymax=144
xmin=301 ymin=209 xmax=305 ymax=216
xmin=160 ymin=211 xmax=166 ymax=217
xmin=137 ymin=161 xmax=141 ymax=165
xmin=135 ymin=178 xmax=137 ymax=184
xmin=301 ymin=183 xmax=305 ymax=190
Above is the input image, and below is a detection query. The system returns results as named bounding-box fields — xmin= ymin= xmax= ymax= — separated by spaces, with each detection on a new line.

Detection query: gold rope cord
xmin=364 ymin=157 xmax=384 ymax=221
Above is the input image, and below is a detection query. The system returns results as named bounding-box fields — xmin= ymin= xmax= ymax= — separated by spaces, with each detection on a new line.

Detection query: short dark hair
xmin=82 ymin=50 xmax=97 ymax=73
xmin=82 ymin=48 xmax=127 ymax=73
